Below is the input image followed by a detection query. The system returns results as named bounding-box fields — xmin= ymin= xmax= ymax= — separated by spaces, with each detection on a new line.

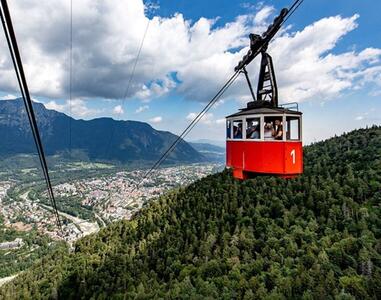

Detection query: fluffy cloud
xmin=149 ymin=116 xmax=162 ymax=123
xmin=135 ymin=105 xmax=149 ymax=113
xmin=0 ymin=94 xmax=18 ymax=100
xmin=45 ymin=99 xmax=100 ymax=118
xmin=186 ymin=112 xmax=223 ymax=125
xmin=0 ymin=0 xmax=380 ymax=104
xmin=253 ymin=6 xmax=274 ymax=24
xmin=113 ymin=105 xmax=124 ymax=114
xmin=269 ymin=15 xmax=381 ymax=102
xmin=44 ymin=100 xmax=66 ymax=112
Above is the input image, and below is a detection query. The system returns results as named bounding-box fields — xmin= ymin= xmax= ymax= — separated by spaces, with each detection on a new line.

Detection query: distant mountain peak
xmin=0 ymin=99 xmax=205 ymax=164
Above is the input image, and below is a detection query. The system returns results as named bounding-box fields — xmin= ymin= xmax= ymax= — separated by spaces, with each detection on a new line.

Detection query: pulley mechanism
xmin=235 ymin=8 xmax=288 ymax=108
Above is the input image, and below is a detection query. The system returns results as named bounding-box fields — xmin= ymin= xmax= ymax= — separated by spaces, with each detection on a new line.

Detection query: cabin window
xmin=246 ymin=118 xmax=260 ymax=139
xmin=286 ymin=116 xmax=300 ymax=140
xmin=226 ymin=120 xmax=232 ymax=139
xmin=264 ymin=116 xmax=283 ymax=140
xmin=233 ymin=120 xmax=243 ymax=139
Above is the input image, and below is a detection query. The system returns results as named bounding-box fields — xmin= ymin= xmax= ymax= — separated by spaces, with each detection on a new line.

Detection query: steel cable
xmin=0 ymin=0 xmax=63 ymax=234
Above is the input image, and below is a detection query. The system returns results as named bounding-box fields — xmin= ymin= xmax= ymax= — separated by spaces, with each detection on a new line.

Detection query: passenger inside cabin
xmin=247 ymin=124 xmax=259 ymax=139
xmin=233 ymin=123 xmax=242 ymax=139
xmin=273 ymin=119 xmax=283 ymax=140
xmin=264 ymin=122 xmax=273 ymax=139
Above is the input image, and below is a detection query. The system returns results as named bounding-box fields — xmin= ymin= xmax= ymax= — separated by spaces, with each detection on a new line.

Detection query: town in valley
xmin=0 ymin=161 xmax=222 ymax=242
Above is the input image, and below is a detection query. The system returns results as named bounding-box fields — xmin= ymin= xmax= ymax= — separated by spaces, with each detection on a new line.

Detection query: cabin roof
xmin=226 ymin=107 xmax=302 ymax=118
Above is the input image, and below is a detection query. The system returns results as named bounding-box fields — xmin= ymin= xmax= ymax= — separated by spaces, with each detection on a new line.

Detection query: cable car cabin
xmin=223 ymin=7 xmax=305 ymax=180
xmin=226 ymin=106 xmax=303 ymax=180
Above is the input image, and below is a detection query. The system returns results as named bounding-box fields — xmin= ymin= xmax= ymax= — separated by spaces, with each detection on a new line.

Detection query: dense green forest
xmin=1 ymin=126 xmax=380 ymax=299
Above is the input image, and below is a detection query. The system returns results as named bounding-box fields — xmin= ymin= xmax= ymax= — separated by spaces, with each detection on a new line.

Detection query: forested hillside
xmin=1 ymin=126 xmax=380 ymax=299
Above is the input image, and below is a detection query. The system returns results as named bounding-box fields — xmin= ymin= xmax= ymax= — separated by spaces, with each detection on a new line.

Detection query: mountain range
xmin=0 ymin=99 xmax=208 ymax=164
xmin=188 ymin=142 xmax=225 ymax=162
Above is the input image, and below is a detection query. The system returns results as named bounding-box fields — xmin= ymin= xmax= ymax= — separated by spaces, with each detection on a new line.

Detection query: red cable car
xmin=226 ymin=104 xmax=303 ymax=180
xmin=226 ymin=9 xmax=303 ymax=180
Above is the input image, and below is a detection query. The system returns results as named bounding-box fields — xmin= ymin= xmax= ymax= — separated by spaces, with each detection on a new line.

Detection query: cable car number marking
xmin=290 ymin=149 xmax=296 ymax=164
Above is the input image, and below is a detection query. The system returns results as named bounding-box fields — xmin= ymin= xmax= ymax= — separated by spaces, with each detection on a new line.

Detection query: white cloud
xmin=44 ymin=99 xmax=100 ymax=118
xmin=186 ymin=112 xmax=224 ymax=125
xmin=113 ymin=105 xmax=124 ymax=114
xmin=0 ymin=94 xmax=18 ymax=100
xmin=212 ymin=99 xmax=225 ymax=108
xmin=135 ymin=105 xmax=149 ymax=113
xmin=270 ymin=16 xmax=381 ymax=103
xmin=0 ymin=94 xmax=43 ymax=103
xmin=0 ymin=1 xmax=380 ymax=105
xmin=187 ymin=112 xmax=212 ymax=125
xmin=0 ymin=1 xmax=273 ymax=101
xmin=149 ymin=116 xmax=162 ymax=123
xmin=69 ymin=99 xmax=101 ymax=118
xmin=45 ymin=100 xmax=66 ymax=111
xmin=135 ymin=76 xmax=176 ymax=100
xmin=254 ymin=6 xmax=274 ymax=25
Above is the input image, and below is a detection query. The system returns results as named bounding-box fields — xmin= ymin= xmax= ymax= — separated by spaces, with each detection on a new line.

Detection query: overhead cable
xmin=0 ymin=0 xmax=63 ymax=233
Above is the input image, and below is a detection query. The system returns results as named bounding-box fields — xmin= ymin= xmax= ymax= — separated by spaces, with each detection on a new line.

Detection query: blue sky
xmin=0 ymin=0 xmax=380 ymax=145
